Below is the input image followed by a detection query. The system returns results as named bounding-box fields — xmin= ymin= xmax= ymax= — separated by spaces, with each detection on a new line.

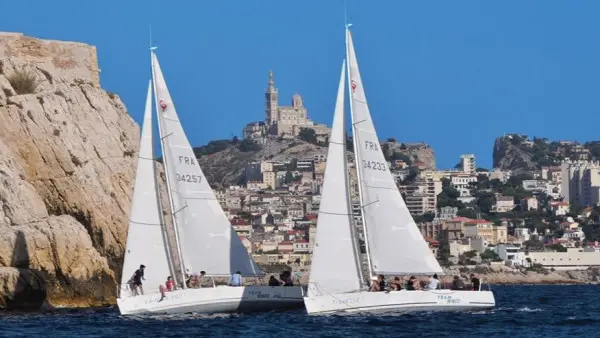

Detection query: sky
xmin=3 ymin=0 xmax=600 ymax=169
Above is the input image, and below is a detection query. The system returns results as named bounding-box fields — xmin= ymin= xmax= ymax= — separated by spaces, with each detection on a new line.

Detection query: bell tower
xmin=265 ymin=70 xmax=278 ymax=125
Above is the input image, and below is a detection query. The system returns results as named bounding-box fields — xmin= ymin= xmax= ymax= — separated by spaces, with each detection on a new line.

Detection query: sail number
xmin=176 ymin=173 xmax=202 ymax=183
xmin=362 ymin=160 xmax=387 ymax=171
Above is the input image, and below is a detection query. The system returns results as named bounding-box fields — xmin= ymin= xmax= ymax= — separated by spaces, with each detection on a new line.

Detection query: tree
xmin=298 ymin=128 xmax=318 ymax=144
xmin=386 ymin=137 xmax=396 ymax=143
xmin=284 ymin=171 xmax=296 ymax=184
xmin=523 ymin=237 xmax=544 ymax=251
xmin=402 ymin=167 xmax=419 ymax=184
xmin=458 ymin=250 xmax=477 ymax=265
xmin=480 ymin=249 xmax=500 ymax=261
xmin=238 ymin=138 xmax=261 ymax=152
xmin=457 ymin=208 xmax=478 ymax=219
xmin=232 ymin=135 xmax=240 ymax=144
xmin=436 ymin=231 xmax=452 ymax=266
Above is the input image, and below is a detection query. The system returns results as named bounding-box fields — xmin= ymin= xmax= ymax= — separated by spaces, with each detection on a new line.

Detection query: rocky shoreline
xmin=441 ymin=266 xmax=600 ymax=285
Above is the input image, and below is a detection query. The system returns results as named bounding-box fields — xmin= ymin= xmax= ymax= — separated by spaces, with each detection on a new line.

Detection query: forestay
xmin=120 ymin=81 xmax=172 ymax=298
xmin=150 ymin=52 xmax=263 ymax=277
xmin=308 ymin=60 xmax=363 ymax=296
xmin=346 ymin=28 xmax=443 ymax=276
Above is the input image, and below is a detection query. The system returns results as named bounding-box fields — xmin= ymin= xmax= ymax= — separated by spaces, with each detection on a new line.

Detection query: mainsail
xmin=150 ymin=51 xmax=263 ymax=277
xmin=120 ymin=80 xmax=172 ymax=297
xmin=346 ymin=27 xmax=443 ymax=276
xmin=308 ymin=60 xmax=363 ymax=296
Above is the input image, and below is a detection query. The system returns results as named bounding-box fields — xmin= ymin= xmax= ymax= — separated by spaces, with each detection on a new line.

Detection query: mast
xmin=346 ymin=25 xmax=374 ymax=282
xmin=149 ymin=81 xmax=178 ymax=284
xmin=339 ymin=62 xmax=366 ymax=289
xmin=150 ymin=48 xmax=188 ymax=289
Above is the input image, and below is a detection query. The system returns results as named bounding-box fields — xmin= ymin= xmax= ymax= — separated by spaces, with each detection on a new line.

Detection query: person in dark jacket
xmin=451 ymin=276 xmax=465 ymax=290
xmin=470 ymin=274 xmax=481 ymax=291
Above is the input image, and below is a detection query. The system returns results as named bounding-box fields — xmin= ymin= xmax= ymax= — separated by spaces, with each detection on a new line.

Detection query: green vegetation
xmin=8 ymin=69 xmax=38 ymax=95
xmin=238 ymin=138 xmax=261 ymax=152
xmin=192 ymin=139 xmax=233 ymax=157
xmin=298 ymin=128 xmax=318 ymax=144
xmin=480 ymin=249 xmax=501 ymax=261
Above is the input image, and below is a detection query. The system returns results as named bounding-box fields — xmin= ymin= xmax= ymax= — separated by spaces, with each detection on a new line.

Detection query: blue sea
xmin=0 ymin=285 xmax=596 ymax=337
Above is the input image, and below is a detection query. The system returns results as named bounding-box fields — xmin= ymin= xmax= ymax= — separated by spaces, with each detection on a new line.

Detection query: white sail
xmin=120 ymin=80 xmax=172 ymax=297
xmin=308 ymin=60 xmax=362 ymax=296
xmin=150 ymin=51 xmax=263 ymax=277
xmin=346 ymin=27 xmax=443 ymax=276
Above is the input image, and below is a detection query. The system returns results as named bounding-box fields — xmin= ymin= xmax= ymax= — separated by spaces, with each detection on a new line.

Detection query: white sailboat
xmin=116 ymin=49 xmax=304 ymax=315
xmin=303 ymin=26 xmax=496 ymax=315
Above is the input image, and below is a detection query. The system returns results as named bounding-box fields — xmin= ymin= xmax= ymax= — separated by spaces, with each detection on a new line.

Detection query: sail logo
xmin=351 ymin=80 xmax=357 ymax=93
xmin=159 ymin=99 xmax=168 ymax=111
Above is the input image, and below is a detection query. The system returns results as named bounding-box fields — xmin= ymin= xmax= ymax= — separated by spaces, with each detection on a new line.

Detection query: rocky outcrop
xmin=0 ymin=33 xmax=138 ymax=309
xmin=444 ymin=266 xmax=600 ymax=285
xmin=492 ymin=135 xmax=538 ymax=172
xmin=381 ymin=141 xmax=436 ymax=169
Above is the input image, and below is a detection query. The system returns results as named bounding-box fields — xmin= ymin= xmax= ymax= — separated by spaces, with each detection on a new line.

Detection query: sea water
xmin=0 ymin=285 xmax=597 ymax=337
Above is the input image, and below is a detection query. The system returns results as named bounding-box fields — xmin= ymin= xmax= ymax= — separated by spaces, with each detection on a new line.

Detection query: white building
xmin=561 ymin=160 xmax=600 ymax=207
xmin=460 ymin=154 xmax=476 ymax=175
xmin=526 ymin=248 xmax=600 ymax=270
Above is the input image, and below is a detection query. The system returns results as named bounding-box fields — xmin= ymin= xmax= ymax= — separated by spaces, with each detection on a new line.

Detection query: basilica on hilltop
xmin=242 ymin=71 xmax=330 ymax=142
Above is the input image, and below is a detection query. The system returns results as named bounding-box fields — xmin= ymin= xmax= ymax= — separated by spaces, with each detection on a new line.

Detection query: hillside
xmin=195 ymin=137 xmax=436 ymax=187
xmin=493 ymin=134 xmax=600 ymax=172
xmin=195 ymin=138 xmax=328 ymax=188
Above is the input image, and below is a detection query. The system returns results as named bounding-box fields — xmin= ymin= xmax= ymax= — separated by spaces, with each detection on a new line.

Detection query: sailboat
xmin=116 ymin=49 xmax=304 ymax=315
xmin=303 ymin=26 xmax=496 ymax=315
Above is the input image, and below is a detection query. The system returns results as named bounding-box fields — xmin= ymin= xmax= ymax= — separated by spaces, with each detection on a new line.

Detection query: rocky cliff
xmin=0 ymin=33 xmax=138 ymax=309
xmin=380 ymin=140 xmax=436 ymax=170
xmin=493 ymin=134 xmax=600 ymax=171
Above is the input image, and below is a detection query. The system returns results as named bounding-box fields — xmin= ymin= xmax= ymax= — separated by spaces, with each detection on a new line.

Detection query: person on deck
xmin=406 ymin=276 xmax=418 ymax=291
xmin=159 ymin=276 xmax=174 ymax=302
xmin=130 ymin=264 xmax=146 ymax=296
xmin=268 ymin=275 xmax=282 ymax=286
xmin=451 ymin=276 xmax=465 ymax=290
xmin=165 ymin=276 xmax=175 ymax=291
xmin=426 ymin=274 xmax=440 ymax=290
xmin=390 ymin=277 xmax=403 ymax=291
xmin=282 ymin=271 xmax=294 ymax=286
xmin=370 ymin=275 xmax=386 ymax=292
xmin=470 ymin=274 xmax=481 ymax=291
xmin=229 ymin=271 xmax=243 ymax=287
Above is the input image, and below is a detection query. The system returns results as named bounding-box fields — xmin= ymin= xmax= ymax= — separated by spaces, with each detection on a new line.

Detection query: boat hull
xmin=303 ymin=289 xmax=495 ymax=315
xmin=117 ymin=285 xmax=304 ymax=315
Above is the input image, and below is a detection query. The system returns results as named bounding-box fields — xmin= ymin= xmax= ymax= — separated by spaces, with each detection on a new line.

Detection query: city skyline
xmin=3 ymin=0 xmax=600 ymax=168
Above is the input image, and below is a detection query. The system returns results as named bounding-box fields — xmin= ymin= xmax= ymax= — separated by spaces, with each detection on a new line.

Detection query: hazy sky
xmin=3 ymin=0 xmax=600 ymax=168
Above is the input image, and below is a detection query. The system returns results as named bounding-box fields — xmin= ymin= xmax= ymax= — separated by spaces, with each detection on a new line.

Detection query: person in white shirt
xmin=229 ymin=271 xmax=243 ymax=287
xmin=426 ymin=274 xmax=440 ymax=290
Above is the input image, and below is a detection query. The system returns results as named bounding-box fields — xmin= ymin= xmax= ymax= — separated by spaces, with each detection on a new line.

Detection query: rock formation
xmin=0 ymin=33 xmax=138 ymax=309
xmin=492 ymin=135 xmax=538 ymax=172
xmin=380 ymin=141 xmax=436 ymax=170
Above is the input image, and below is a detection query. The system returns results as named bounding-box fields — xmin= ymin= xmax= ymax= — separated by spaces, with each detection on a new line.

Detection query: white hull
xmin=117 ymin=285 xmax=304 ymax=315
xmin=304 ymin=289 xmax=495 ymax=315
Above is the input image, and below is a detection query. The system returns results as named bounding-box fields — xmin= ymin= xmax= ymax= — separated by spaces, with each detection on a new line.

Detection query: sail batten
xmin=308 ymin=60 xmax=363 ymax=297
xmin=120 ymin=80 xmax=172 ymax=298
xmin=346 ymin=28 xmax=444 ymax=276
xmin=150 ymin=51 xmax=263 ymax=277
